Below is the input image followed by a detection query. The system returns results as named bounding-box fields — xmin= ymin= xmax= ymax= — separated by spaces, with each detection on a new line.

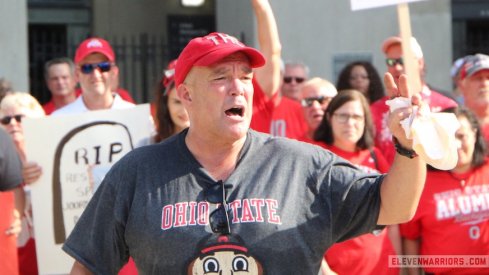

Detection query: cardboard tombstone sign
xmin=52 ymin=121 xmax=134 ymax=244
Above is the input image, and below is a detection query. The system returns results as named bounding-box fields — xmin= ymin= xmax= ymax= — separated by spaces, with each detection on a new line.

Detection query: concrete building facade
xmin=1 ymin=0 xmax=489 ymax=101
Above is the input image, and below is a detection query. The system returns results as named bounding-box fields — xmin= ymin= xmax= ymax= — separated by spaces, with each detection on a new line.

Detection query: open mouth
xmin=225 ymin=107 xmax=244 ymax=117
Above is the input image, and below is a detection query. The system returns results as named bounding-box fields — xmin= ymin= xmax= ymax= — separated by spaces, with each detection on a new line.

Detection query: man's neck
xmin=185 ymin=128 xmax=246 ymax=181
xmin=82 ymin=91 xmax=114 ymax=110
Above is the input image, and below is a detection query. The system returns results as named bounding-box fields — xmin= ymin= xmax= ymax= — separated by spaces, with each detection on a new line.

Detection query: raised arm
xmin=377 ymin=73 xmax=427 ymax=225
xmin=251 ymin=0 xmax=282 ymax=98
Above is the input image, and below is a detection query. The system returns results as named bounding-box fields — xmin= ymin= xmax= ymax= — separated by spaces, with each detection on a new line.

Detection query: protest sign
xmin=350 ymin=0 xmax=426 ymax=11
xmin=24 ymin=104 xmax=152 ymax=274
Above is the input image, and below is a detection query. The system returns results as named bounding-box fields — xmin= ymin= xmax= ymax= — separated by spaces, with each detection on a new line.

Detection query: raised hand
xmin=384 ymin=72 xmax=423 ymax=149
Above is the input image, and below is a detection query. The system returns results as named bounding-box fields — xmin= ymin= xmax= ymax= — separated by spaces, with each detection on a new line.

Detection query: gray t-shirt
xmin=0 ymin=128 xmax=23 ymax=191
xmin=63 ymin=129 xmax=384 ymax=274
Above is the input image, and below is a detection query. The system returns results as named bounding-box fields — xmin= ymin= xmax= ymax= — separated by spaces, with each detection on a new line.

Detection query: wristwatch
xmin=392 ymin=137 xmax=418 ymax=159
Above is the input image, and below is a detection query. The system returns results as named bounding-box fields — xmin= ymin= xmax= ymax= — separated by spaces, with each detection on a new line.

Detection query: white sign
xmin=23 ymin=104 xmax=153 ymax=274
xmin=350 ymin=0 xmax=427 ymax=11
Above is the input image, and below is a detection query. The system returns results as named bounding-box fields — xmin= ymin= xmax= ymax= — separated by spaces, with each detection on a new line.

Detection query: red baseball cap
xmin=459 ymin=54 xmax=489 ymax=80
xmin=174 ymin=32 xmax=266 ymax=87
xmin=162 ymin=59 xmax=178 ymax=88
xmin=74 ymin=37 xmax=115 ymax=64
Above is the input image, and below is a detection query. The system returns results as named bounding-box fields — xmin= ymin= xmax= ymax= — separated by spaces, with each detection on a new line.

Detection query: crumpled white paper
xmin=386 ymin=97 xmax=460 ymax=170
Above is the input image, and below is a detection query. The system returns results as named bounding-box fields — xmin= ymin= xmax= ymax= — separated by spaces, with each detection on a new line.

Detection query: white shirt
xmin=52 ymin=94 xmax=134 ymax=116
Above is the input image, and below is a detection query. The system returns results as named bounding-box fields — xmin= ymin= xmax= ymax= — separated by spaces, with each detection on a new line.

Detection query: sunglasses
xmin=385 ymin=58 xmax=404 ymax=67
xmin=283 ymin=76 xmax=305 ymax=84
xmin=0 ymin=114 xmax=24 ymax=125
xmin=205 ymin=180 xmax=232 ymax=235
xmin=80 ymin=62 xmax=112 ymax=74
xmin=301 ymin=96 xmax=332 ymax=107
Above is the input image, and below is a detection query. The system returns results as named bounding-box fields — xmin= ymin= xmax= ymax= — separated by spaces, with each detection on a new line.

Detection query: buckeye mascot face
xmin=187 ymin=234 xmax=263 ymax=275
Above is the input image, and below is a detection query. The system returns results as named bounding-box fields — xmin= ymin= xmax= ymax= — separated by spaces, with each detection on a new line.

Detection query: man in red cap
xmin=52 ymin=37 xmax=134 ymax=115
xmin=62 ymin=5 xmax=427 ymax=275
xmin=370 ymin=35 xmax=458 ymax=164
xmin=43 ymin=37 xmax=139 ymax=275
xmin=457 ymin=53 xmax=489 ymax=144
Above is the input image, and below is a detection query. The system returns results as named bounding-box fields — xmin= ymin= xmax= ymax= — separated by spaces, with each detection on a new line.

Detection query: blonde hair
xmin=0 ymin=92 xmax=45 ymax=118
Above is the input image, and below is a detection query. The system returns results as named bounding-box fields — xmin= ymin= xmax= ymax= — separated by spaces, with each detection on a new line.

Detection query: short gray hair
xmin=44 ymin=57 xmax=75 ymax=79
xmin=283 ymin=60 xmax=310 ymax=77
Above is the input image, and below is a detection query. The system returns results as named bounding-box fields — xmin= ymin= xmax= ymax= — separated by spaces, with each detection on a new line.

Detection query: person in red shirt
xmin=42 ymin=58 xmax=79 ymax=115
xmin=371 ymin=36 xmax=458 ymax=164
xmin=43 ymin=57 xmax=134 ymax=116
xmin=248 ymin=0 xmax=308 ymax=140
xmin=281 ymin=61 xmax=309 ymax=101
xmin=457 ymin=54 xmax=489 ymax=147
xmin=313 ymin=90 xmax=398 ymax=275
xmin=400 ymin=107 xmax=489 ymax=274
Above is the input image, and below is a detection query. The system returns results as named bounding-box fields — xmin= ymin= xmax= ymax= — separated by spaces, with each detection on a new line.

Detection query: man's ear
xmin=177 ymin=83 xmax=192 ymax=103
xmin=112 ymin=65 xmax=120 ymax=76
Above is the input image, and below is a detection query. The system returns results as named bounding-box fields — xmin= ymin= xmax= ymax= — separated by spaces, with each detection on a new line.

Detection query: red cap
xmin=459 ymin=54 xmax=489 ymax=80
xmin=74 ymin=37 xmax=115 ymax=64
xmin=174 ymin=32 xmax=266 ymax=87
xmin=162 ymin=59 xmax=178 ymax=88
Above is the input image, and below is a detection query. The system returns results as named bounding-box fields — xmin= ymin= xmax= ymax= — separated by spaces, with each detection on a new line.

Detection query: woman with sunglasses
xmin=400 ymin=107 xmax=489 ymax=275
xmin=0 ymin=92 xmax=45 ymax=275
xmin=336 ymin=61 xmax=385 ymax=104
xmin=314 ymin=89 xmax=398 ymax=275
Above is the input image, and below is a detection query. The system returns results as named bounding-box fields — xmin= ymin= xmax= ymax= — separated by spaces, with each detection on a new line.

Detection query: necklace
xmin=448 ymin=171 xmax=471 ymax=188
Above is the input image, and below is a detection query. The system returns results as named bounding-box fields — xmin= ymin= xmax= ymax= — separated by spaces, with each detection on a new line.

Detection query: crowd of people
xmin=1 ymin=0 xmax=489 ymax=274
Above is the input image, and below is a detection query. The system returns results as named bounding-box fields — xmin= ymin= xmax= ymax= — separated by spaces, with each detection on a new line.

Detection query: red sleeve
xmin=250 ymin=78 xmax=276 ymax=134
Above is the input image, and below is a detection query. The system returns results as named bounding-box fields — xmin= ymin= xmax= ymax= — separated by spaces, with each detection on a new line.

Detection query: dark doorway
xmin=465 ymin=20 xmax=489 ymax=55
xmin=29 ymin=24 xmax=68 ymax=105
xmin=452 ymin=0 xmax=489 ymax=59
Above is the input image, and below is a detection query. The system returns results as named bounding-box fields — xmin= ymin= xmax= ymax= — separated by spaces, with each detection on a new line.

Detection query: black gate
xmin=29 ymin=24 xmax=68 ymax=105
xmin=29 ymin=28 xmax=169 ymax=105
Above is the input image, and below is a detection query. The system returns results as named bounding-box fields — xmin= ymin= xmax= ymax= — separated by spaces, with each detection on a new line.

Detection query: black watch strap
xmin=392 ymin=137 xmax=418 ymax=159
